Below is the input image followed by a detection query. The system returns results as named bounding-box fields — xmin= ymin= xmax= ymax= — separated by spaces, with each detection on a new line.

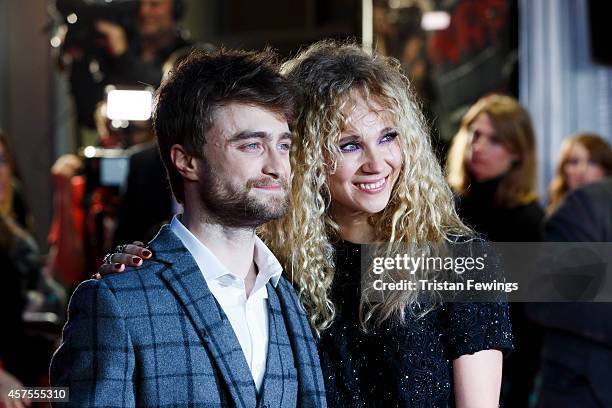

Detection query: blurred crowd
xmin=1 ymin=0 xmax=612 ymax=407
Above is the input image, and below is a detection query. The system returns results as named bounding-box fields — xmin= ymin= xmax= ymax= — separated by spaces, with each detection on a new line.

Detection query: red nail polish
xmin=133 ymin=257 xmax=142 ymax=264
xmin=142 ymin=250 xmax=151 ymax=257
xmin=114 ymin=263 xmax=122 ymax=270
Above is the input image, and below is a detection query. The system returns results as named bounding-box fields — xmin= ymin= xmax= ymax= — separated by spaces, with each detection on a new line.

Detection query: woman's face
xmin=467 ymin=113 xmax=518 ymax=182
xmin=563 ymin=142 xmax=606 ymax=191
xmin=0 ymin=142 xmax=10 ymax=202
xmin=328 ymin=95 xmax=402 ymax=216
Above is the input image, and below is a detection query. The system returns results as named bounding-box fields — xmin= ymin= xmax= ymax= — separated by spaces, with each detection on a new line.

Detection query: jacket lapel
xmin=272 ymin=279 xmax=327 ymax=407
xmin=149 ymin=226 xmax=257 ymax=408
xmin=266 ymin=281 xmax=300 ymax=406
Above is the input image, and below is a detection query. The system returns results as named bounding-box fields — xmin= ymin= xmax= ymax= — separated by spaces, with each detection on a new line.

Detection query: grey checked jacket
xmin=50 ymin=225 xmax=327 ymax=407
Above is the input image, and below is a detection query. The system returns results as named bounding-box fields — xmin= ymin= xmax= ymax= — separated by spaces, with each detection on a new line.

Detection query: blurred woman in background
xmin=447 ymin=94 xmax=543 ymax=407
xmin=0 ymin=130 xmax=31 ymax=231
xmin=447 ymin=94 xmax=543 ymax=242
xmin=0 ymin=131 xmax=42 ymax=406
xmin=547 ymin=133 xmax=612 ymax=214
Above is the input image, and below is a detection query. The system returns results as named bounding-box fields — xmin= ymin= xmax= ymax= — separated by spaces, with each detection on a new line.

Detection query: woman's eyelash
xmin=340 ymin=142 xmax=360 ymax=152
xmin=380 ymin=131 xmax=398 ymax=142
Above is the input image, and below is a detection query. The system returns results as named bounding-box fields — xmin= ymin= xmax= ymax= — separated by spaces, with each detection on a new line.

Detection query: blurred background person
xmin=94 ymin=0 xmax=190 ymax=86
xmin=0 ymin=133 xmax=57 ymax=395
xmin=447 ymin=94 xmax=543 ymax=242
xmin=0 ymin=367 xmax=31 ymax=407
xmin=446 ymin=94 xmax=544 ymax=407
xmin=0 ymin=213 xmax=42 ymax=388
xmin=47 ymin=97 xmax=156 ymax=289
xmin=547 ymin=133 xmax=612 ymax=214
xmin=529 ymin=177 xmax=612 ymax=407
xmin=0 ymin=130 xmax=31 ymax=232
xmin=54 ymin=0 xmax=190 ymax=141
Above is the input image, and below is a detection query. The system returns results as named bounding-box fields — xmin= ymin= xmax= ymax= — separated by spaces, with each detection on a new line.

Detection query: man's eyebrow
xmin=279 ymin=131 xmax=293 ymax=141
xmin=229 ymin=131 xmax=269 ymax=142
xmin=229 ymin=130 xmax=293 ymax=142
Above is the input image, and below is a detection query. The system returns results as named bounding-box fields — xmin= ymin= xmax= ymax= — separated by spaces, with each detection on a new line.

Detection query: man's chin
xmin=251 ymin=199 xmax=288 ymax=222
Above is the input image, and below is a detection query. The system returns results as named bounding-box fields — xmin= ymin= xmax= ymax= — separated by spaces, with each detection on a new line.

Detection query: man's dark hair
xmin=153 ymin=48 xmax=296 ymax=203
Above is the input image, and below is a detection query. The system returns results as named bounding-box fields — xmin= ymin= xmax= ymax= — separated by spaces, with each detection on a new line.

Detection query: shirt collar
xmin=169 ymin=215 xmax=282 ymax=287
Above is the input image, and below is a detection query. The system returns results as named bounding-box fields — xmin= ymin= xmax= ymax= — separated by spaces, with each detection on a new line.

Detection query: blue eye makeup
xmin=339 ymin=130 xmax=398 ymax=153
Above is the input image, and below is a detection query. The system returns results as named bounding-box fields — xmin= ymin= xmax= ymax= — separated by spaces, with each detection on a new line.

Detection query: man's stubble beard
xmin=197 ymin=159 xmax=290 ymax=228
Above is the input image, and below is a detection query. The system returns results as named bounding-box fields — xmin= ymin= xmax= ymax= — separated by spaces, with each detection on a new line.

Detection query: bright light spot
xmin=421 ymin=11 xmax=451 ymax=31
xmin=111 ymin=119 xmax=122 ymax=129
xmin=106 ymin=90 xmax=153 ymax=121
xmin=50 ymin=36 xmax=61 ymax=48
xmin=83 ymin=146 xmax=96 ymax=158
xmin=67 ymin=13 xmax=78 ymax=24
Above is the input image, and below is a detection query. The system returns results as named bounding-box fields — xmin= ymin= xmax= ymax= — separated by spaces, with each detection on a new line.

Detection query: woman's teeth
xmin=357 ymin=178 xmax=385 ymax=190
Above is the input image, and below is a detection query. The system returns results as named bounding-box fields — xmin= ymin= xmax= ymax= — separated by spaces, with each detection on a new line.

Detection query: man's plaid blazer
xmin=50 ymin=225 xmax=327 ymax=407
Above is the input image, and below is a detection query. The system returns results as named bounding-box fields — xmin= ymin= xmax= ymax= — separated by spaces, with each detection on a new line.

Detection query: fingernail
xmin=133 ymin=257 xmax=142 ymax=265
xmin=114 ymin=263 xmax=123 ymax=270
xmin=142 ymin=250 xmax=152 ymax=258
xmin=92 ymin=273 xmax=101 ymax=279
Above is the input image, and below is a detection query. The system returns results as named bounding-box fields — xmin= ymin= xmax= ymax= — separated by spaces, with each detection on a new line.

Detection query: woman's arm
xmin=453 ymin=349 xmax=503 ymax=408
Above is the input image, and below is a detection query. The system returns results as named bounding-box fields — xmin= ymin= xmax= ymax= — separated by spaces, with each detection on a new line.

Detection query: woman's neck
xmin=331 ymin=206 xmax=376 ymax=244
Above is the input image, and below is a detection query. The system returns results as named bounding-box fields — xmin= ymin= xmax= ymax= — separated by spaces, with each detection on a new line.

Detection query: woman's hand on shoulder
xmin=94 ymin=241 xmax=152 ymax=279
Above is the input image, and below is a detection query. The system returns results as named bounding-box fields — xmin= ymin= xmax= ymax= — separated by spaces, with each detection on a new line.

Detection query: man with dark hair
xmin=50 ymin=49 xmax=326 ymax=408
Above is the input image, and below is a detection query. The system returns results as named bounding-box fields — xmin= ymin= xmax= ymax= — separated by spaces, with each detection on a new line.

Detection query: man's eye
xmin=279 ymin=143 xmax=291 ymax=151
xmin=243 ymin=143 xmax=261 ymax=150
xmin=340 ymin=142 xmax=360 ymax=152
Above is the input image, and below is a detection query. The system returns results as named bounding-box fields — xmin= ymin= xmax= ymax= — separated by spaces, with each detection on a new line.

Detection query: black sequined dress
xmin=318 ymin=241 xmax=513 ymax=407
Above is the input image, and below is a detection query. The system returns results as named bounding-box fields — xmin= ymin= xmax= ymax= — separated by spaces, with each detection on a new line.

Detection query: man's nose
xmin=262 ymin=149 xmax=287 ymax=179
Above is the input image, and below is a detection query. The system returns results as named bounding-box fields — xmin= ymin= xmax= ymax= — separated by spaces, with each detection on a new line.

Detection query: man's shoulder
xmin=101 ymin=260 xmax=167 ymax=289
xmin=70 ymin=262 xmax=167 ymax=307
xmin=556 ymin=178 xmax=612 ymax=220
xmin=574 ymin=178 xmax=612 ymax=202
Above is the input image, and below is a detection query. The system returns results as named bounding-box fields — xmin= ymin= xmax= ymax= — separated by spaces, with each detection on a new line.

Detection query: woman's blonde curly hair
xmin=259 ymin=41 xmax=470 ymax=335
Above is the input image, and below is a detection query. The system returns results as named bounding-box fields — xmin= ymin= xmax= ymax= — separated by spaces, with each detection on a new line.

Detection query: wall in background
xmin=0 ymin=0 xmax=7 ymax=128
xmin=2 ymin=0 xmax=54 ymax=250
xmin=520 ymin=0 xmax=612 ymax=201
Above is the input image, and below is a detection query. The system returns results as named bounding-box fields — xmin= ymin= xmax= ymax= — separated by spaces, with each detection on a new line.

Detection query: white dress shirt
xmin=170 ymin=216 xmax=282 ymax=392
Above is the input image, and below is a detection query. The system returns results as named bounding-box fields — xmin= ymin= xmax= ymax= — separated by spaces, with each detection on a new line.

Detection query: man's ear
xmin=170 ymin=144 xmax=200 ymax=182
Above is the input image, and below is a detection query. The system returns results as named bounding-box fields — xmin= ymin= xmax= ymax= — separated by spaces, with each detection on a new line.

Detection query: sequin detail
xmin=318 ymin=241 xmax=513 ymax=407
